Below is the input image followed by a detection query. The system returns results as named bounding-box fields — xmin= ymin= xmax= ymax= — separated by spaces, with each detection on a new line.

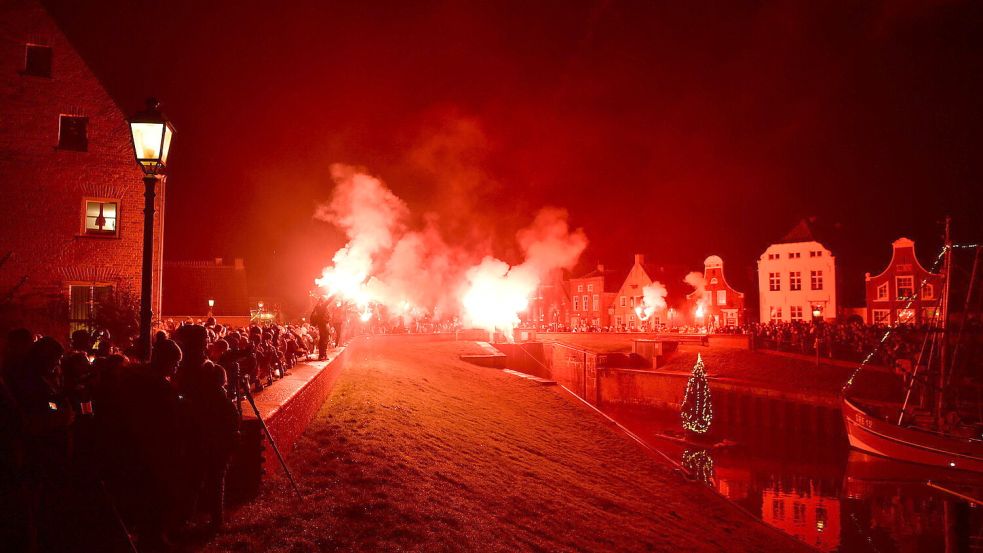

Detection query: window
xmin=23 ymin=43 xmax=53 ymax=77
xmin=710 ymin=277 xmax=718 ymax=285
xmin=767 ymin=253 xmax=779 ymax=260
xmin=789 ymin=272 xmax=801 ymax=291
xmin=772 ymin=500 xmax=785 ymax=521
xmin=897 ymin=309 xmax=915 ymax=324
xmin=772 ymin=307 xmax=782 ymax=320
xmin=629 ymin=296 xmax=635 ymax=307
xmin=872 ymin=309 xmax=890 ymax=324
xmin=582 ymin=295 xmax=588 ymax=311
xmin=615 ymin=316 xmax=622 ymax=327
xmin=717 ymin=290 xmax=726 ymax=305
xmin=58 ymin=115 xmax=88 ymax=151
xmin=921 ymin=283 xmax=934 ymax=300
xmin=577 ymin=284 xmax=583 ymax=292
xmin=619 ymin=296 xmax=626 ymax=307
xmin=82 ymin=199 xmax=119 ymax=236
xmin=922 ymin=307 xmax=939 ymax=321
xmin=896 ymin=276 xmax=914 ymax=300
xmin=69 ymin=284 xmax=112 ymax=333
xmin=573 ymin=296 xmax=579 ymax=311
xmin=587 ymin=284 xmax=593 ymax=292
xmin=793 ymin=503 xmax=806 ymax=524
xmin=788 ymin=252 xmax=801 ymax=259
xmin=809 ymin=250 xmax=823 ymax=258
xmin=592 ymin=294 xmax=599 ymax=311
xmin=769 ymin=272 xmax=780 ymax=291
xmin=876 ymin=282 xmax=889 ymax=301
xmin=810 ymin=270 xmax=823 ymax=291
xmin=790 ymin=306 xmax=803 ymax=320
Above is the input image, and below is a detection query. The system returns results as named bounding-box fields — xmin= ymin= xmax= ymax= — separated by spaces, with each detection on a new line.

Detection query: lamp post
xmin=208 ymin=298 xmax=215 ymax=317
xmin=127 ymin=98 xmax=175 ymax=362
xmin=812 ymin=305 xmax=823 ymax=368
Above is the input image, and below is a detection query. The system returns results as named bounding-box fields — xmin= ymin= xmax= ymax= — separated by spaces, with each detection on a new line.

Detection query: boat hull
xmin=842 ymin=397 xmax=983 ymax=473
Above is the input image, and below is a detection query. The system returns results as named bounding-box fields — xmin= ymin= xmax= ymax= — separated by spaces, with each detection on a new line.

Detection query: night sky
xmin=45 ymin=0 xmax=982 ymax=312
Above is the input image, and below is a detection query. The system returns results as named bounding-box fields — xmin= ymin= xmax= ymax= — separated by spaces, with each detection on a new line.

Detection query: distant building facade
xmin=568 ymin=264 xmax=621 ymax=329
xmin=0 ymin=1 xmax=164 ymax=338
xmin=758 ymin=221 xmax=836 ymax=323
xmin=527 ymin=268 xmax=570 ymax=329
xmin=864 ymin=238 xmax=943 ymax=325
xmin=687 ymin=255 xmax=745 ymax=328
xmin=612 ymin=254 xmax=667 ymax=330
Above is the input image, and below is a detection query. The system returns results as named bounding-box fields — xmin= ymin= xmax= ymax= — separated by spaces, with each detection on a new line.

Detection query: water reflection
xmin=604 ymin=405 xmax=982 ymax=553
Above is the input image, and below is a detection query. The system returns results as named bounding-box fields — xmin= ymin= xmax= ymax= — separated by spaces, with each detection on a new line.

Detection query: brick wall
xmin=0 ymin=0 xmax=164 ymax=339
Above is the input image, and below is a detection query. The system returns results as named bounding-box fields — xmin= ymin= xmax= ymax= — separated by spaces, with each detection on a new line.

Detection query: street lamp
xmin=812 ymin=305 xmax=824 ymax=368
xmin=208 ymin=298 xmax=215 ymax=317
xmin=127 ymin=98 xmax=175 ymax=362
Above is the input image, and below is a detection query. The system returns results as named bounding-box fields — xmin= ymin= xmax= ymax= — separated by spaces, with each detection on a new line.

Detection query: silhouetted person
xmin=310 ymin=298 xmax=330 ymax=360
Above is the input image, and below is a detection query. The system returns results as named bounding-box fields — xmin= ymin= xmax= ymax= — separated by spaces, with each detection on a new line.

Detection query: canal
xmin=603 ymin=404 xmax=983 ymax=553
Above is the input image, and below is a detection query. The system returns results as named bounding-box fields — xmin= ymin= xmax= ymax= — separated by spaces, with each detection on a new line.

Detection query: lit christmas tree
xmin=681 ymin=353 xmax=713 ymax=434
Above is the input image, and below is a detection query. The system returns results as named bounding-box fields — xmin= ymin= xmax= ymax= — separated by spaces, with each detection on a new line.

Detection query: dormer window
xmin=23 ymin=43 xmax=52 ymax=77
xmin=58 ymin=115 xmax=88 ymax=151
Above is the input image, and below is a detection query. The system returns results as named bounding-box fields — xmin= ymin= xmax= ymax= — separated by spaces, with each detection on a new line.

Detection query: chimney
xmin=597 ymin=263 xmax=605 ymax=273
xmin=234 ymin=257 xmax=245 ymax=270
xmin=634 ymin=253 xmax=644 ymax=266
xmin=214 ymin=257 xmax=224 ymax=265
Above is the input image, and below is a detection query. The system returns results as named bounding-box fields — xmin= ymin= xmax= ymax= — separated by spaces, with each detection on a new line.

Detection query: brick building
xmin=758 ymin=220 xmax=836 ymax=323
xmin=567 ymin=264 xmax=624 ymax=329
xmin=686 ymin=255 xmax=745 ymax=328
xmin=611 ymin=254 xmax=670 ymax=330
xmin=0 ymin=0 xmax=164 ymax=338
xmin=526 ymin=267 xmax=571 ymax=329
xmin=865 ymin=237 xmax=943 ymax=325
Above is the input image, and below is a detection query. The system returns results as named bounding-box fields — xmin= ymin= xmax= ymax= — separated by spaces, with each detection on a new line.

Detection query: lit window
xmin=922 ymin=307 xmax=939 ymax=321
xmin=876 ymin=282 xmax=889 ymax=301
xmin=872 ymin=309 xmax=890 ymax=324
xmin=897 ymin=308 xmax=915 ymax=324
xmin=769 ymin=272 xmax=781 ymax=291
xmin=896 ymin=276 xmax=914 ymax=300
xmin=69 ymin=284 xmax=112 ymax=333
xmin=23 ymin=43 xmax=53 ymax=77
xmin=577 ymin=284 xmax=583 ymax=292
xmin=789 ymin=272 xmax=801 ymax=291
xmin=810 ymin=270 xmax=823 ymax=291
xmin=582 ymin=295 xmax=588 ymax=311
xmin=587 ymin=284 xmax=593 ymax=292
xmin=592 ymin=294 xmax=599 ymax=311
xmin=921 ymin=283 xmax=934 ymax=300
xmin=58 ymin=114 xmax=88 ymax=151
xmin=573 ymin=296 xmax=579 ymax=311
xmin=717 ymin=290 xmax=726 ymax=305
xmin=790 ymin=306 xmax=803 ymax=320
xmin=82 ymin=199 xmax=119 ymax=236
xmin=619 ymin=296 xmax=626 ymax=307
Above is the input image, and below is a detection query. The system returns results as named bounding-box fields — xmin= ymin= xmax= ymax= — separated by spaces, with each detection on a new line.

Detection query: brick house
xmin=686 ymin=255 xmax=745 ymax=328
xmin=567 ymin=264 xmax=624 ymax=329
xmin=865 ymin=237 xmax=943 ymax=326
xmin=526 ymin=267 xmax=571 ymax=329
xmin=611 ymin=254 xmax=672 ymax=331
xmin=0 ymin=0 xmax=164 ymax=338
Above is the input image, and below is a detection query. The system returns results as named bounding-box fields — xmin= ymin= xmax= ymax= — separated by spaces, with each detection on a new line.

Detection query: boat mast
xmin=936 ymin=216 xmax=953 ymax=429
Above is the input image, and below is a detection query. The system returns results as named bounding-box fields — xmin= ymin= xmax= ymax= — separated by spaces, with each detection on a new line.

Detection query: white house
xmin=758 ymin=220 xmax=837 ymax=323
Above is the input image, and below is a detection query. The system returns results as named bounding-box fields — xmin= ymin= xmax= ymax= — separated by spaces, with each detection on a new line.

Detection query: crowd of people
xmin=0 ymin=318 xmax=328 ymax=552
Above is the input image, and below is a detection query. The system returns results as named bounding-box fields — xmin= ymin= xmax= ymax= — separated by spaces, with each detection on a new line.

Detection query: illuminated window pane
xmin=83 ymin=200 xmax=118 ymax=236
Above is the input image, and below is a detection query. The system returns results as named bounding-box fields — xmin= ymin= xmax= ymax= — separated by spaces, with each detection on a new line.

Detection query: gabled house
xmin=567 ymin=263 xmax=624 ymax=329
xmin=865 ymin=238 xmax=943 ymax=326
xmin=686 ymin=255 xmax=745 ymax=328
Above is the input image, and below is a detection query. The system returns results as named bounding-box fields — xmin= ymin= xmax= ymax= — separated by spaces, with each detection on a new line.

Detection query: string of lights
xmin=841 ymin=245 xmax=948 ymax=392
xmin=681 ymin=353 xmax=713 ymax=433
